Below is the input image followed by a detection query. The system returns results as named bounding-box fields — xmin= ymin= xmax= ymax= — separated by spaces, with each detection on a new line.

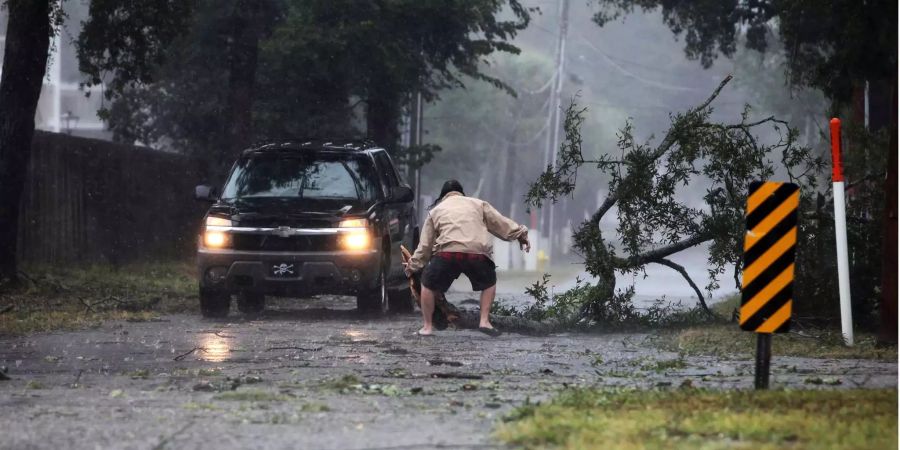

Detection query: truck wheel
xmin=200 ymin=288 xmax=230 ymax=318
xmin=388 ymin=287 xmax=414 ymax=313
xmin=237 ymin=292 xmax=265 ymax=315
xmin=357 ymin=264 xmax=388 ymax=313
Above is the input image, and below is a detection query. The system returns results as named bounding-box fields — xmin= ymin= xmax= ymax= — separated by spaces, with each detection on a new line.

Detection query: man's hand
xmin=402 ymin=262 xmax=414 ymax=278
xmin=518 ymin=235 xmax=531 ymax=253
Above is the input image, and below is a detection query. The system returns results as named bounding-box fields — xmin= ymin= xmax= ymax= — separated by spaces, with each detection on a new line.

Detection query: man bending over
xmin=404 ymin=180 xmax=530 ymax=336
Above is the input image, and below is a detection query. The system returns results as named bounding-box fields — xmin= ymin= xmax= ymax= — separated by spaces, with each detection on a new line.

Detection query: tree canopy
xmin=593 ymin=0 xmax=897 ymax=104
xmin=76 ymin=0 xmax=533 ymax=169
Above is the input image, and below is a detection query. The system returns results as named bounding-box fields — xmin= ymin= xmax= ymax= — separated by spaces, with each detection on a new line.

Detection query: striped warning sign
xmin=740 ymin=181 xmax=800 ymax=333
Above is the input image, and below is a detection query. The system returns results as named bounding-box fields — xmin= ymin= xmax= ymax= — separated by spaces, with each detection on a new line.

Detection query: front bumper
xmin=198 ymin=248 xmax=381 ymax=296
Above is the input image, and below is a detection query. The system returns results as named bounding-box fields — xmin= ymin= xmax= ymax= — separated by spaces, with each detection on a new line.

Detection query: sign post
xmin=829 ymin=118 xmax=854 ymax=346
xmin=741 ymin=181 xmax=800 ymax=389
xmin=754 ymin=334 xmax=772 ymax=389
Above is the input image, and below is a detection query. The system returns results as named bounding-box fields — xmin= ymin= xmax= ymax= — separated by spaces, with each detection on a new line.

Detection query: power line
xmin=578 ymin=35 xmax=701 ymax=92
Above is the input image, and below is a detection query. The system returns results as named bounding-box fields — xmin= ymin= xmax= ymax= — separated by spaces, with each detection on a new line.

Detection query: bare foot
xmin=416 ymin=327 xmax=434 ymax=336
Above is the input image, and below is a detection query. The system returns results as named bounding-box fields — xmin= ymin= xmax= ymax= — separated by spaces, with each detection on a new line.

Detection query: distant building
xmin=0 ymin=2 xmax=112 ymax=140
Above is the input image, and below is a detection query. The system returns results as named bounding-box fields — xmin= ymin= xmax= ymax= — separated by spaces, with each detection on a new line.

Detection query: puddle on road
xmin=199 ymin=334 xmax=231 ymax=362
xmin=343 ymin=329 xmax=374 ymax=342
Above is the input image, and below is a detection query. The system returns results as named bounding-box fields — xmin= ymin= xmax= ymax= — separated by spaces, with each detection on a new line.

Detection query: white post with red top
xmin=830 ymin=118 xmax=854 ymax=346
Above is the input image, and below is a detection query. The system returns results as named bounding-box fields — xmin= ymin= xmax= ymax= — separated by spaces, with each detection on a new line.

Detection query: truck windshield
xmin=221 ymin=153 xmax=380 ymax=203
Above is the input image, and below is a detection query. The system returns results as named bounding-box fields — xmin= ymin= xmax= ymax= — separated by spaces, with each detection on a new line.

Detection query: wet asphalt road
xmin=0 ymin=295 xmax=896 ymax=450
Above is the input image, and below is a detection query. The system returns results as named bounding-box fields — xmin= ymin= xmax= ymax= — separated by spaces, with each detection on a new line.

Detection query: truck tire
xmin=237 ymin=292 xmax=265 ymax=315
xmin=200 ymin=288 xmax=230 ymax=318
xmin=357 ymin=263 xmax=388 ymax=313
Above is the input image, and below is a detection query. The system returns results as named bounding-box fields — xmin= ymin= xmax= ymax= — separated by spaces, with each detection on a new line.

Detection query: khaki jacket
xmin=407 ymin=192 xmax=527 ymax=272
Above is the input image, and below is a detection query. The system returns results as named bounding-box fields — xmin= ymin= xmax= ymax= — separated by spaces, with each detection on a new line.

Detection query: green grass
xmin=0 ymin=262 xmax=196 ymax=336
xmin=658 ymin=294 xmax=897 ymax=361
xmin=496 ymin=388 xmax=898 ymax=450
xmin=659 ymin=324 xmax=896 ymax=361
xmin=213 ymin=389 xmax=290 ymax=402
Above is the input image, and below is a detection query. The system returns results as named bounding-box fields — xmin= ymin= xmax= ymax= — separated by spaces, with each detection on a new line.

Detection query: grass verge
xmin=0 ymin=262 xmax=196 ymax=336
xmin=659 ymin=296 xmax=897 ymax=361
xmin=496 ymin=388 xmax=897 ymax=450
xmin=657 ymin=324 xmax=896 ymax=361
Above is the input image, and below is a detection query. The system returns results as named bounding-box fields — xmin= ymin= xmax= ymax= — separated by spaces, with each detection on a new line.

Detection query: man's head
xmin=438 ymin=179 xmax=465 ymax=199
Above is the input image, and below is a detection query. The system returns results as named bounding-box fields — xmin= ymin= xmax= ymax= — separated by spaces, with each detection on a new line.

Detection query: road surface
xmin=0 ymin=295 xmax=895 ymax=450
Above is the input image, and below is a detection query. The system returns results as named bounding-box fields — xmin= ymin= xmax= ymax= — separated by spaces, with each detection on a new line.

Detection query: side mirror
xmin=389 ymin=185 xmax=414 ymax=203
xmin=195 ymin=185 xmax=218 ymax=202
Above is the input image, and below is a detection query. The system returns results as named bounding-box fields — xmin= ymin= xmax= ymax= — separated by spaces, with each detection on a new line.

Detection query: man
xmin=404 ymin=180 xmax=530 ymax=336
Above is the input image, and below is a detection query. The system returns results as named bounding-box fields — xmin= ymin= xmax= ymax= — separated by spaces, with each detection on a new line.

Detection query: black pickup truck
xmin=194 ymin=140 xmax=419 ymax=317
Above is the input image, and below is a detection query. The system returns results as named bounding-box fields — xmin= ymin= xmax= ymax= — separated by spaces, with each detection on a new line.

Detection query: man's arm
xmin=406 ymin=214 xmax=435 ymax=273
xmin=483 ymin=201 xmax=528 ymax=244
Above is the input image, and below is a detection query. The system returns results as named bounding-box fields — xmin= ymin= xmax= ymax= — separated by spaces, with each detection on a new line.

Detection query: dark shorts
xmin=422 ymin=252 xmax=497 ymax=293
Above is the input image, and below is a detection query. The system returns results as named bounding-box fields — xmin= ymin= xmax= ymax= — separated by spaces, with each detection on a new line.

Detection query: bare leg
xmin=479 ymin=284 xmax=497 ymax=329
xmin=419 ymin=286 xmax=436 ymax=335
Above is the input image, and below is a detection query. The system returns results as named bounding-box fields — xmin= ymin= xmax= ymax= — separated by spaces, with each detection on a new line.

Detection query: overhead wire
xmin=578 ymin=35 xmax=702 ymax=92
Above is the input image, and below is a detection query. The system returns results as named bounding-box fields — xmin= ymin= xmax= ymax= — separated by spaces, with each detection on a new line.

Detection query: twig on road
xmin=70 ymin=369 xmax=83 ymax=387
xmin=173 ymin=347 xmax=205 ymax=361
xmin=430 ymin=372 xmax=484 ymax=380
xmin=427 ymin=359 xmax=463 ymax=367
xmin=152 ymin=420 xmax=194 ymax=450
xmin=266 ymin=346 xmax=322 ymax=352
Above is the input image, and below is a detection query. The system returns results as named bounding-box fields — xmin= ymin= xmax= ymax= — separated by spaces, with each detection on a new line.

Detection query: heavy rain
xmin=0 ymin=1 xmax=897 ymax=449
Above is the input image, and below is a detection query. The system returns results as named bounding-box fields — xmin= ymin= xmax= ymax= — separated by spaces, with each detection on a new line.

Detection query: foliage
xmin=76 ymin=0 xmax=196 ymax=97
xmin=497 ymin=387 xmax=898 ymax=449
xmin=76 ymin=0 xmax=533 ymax=167
xmin=592 ymin=0 xmax=898 ymax=103
xmin=501 ymin=273 xmax=709 ymax=328
xmin=393 ymin=143 xmax=443 ymax=171
xmin=792 ymin=124 xmax=890 ymax=326
xmin=525 ymin=77 xmax=822 ymax=322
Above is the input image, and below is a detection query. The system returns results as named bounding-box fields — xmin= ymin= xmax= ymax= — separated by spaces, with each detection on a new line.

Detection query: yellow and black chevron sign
xmin=740 ymin=181 xmax=800 ymax=333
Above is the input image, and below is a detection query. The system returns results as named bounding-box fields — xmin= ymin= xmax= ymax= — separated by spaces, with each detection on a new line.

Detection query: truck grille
xmin=231 ymin=234 xmax=339 ymax=252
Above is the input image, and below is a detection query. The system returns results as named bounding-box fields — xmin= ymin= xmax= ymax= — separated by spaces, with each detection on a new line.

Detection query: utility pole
xmin=415 ymin=92 xmax=423 ymax=217
xmin=540 ymin=0 xmax=570 ymax=260
xmin=408 ymin=92 xmax=424 ymax=220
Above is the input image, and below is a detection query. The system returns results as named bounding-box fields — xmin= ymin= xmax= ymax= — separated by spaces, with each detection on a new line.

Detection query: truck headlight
xmin=204 ymin=231 xmax=230 ymax=248
xmin=341 ymin=231 xmax=371 ymax=250
xmin=204 ymin=216 xmax=232 ymax=248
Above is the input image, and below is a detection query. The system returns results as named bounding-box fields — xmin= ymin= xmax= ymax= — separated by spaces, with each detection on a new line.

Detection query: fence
xmin=17 ymin=131 xmax=208 ymax=265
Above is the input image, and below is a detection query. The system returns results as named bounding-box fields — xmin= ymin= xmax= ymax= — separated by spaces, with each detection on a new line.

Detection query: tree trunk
xmin=879 ymin=84 xmax=897 ymax=344
xmin=0 ymin=0 xmax=53 ymax=284
xmin=366 ymin=95 xmax=401 ymax=152
xmin=221 ymin=0 xmax=262 ymax=173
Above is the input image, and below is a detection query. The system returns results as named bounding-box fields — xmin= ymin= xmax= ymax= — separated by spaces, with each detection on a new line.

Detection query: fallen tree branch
xmin=589 ymin=75 xmax=735 ymax=226
xmin=615 ymin=232 xmax=715 ymax=269
xmin=651 ymin=258 xmax=715 ymax=318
